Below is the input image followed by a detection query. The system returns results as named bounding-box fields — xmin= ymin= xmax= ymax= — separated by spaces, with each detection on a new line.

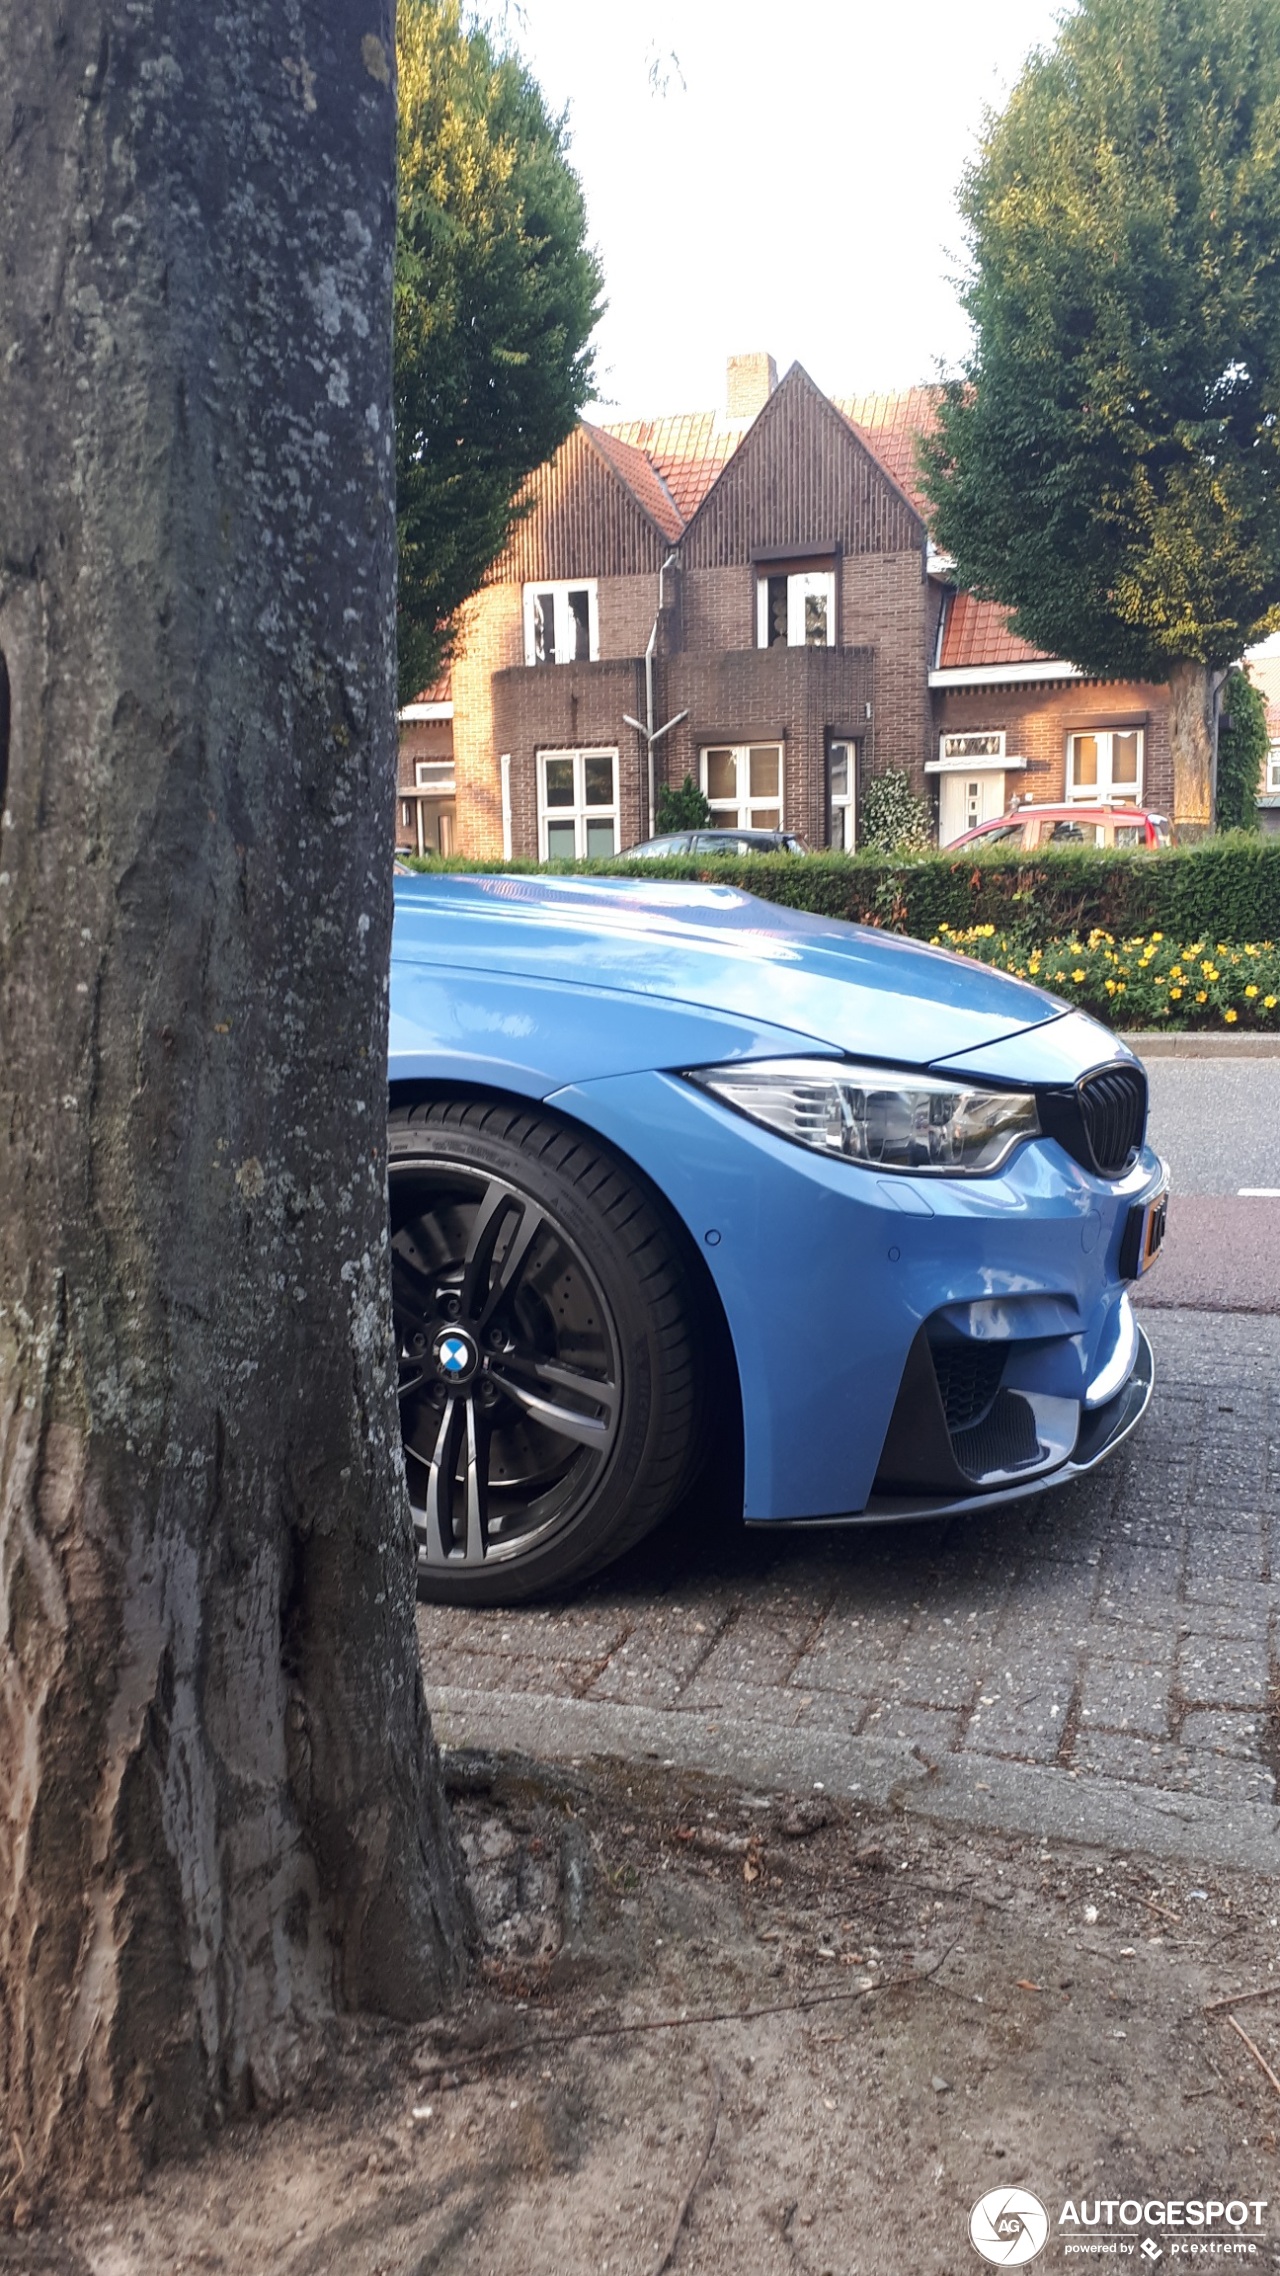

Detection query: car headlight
xmin=685 ymin=1057 xmax=1040 ymax=1176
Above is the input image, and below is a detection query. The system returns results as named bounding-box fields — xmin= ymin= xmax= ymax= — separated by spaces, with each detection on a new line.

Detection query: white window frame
xmin=939 ymin=729 xmax=1006 ymax=764
xmin=1066 ymin=727 xmax=1144 ymax=803
xmin=828 ymin=739 xmax=857 ymax=850
xmin=1267 ymin=743 xmax=1280 ymax=793
xmin=537 ymin=747 xmax=619 ymax=860
xmin=414 ymin=758 xmax=455 ymax=792
xmin=756 ymin=569 xmax=836 ymax=650
xmin=699 ymin=743 xmax=785 ymax=831
xmin=523 ymin=580 xmax=599 ymax=666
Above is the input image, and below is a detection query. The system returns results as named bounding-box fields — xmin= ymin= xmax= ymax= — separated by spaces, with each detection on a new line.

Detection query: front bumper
xmin=793 ymin=1323 xmax=1155 ymax=1528
xmin=549 ymin=1067 xmax=1165 ymax=1524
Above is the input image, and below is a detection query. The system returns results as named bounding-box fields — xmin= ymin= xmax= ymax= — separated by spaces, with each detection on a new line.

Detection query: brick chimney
xmin=726 ymin=352 xmax=777 ymax=420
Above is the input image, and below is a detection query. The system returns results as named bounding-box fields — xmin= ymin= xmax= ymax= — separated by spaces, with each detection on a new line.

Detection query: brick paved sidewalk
xmin=418 ymin=1308 xmax=1280 ymax=1875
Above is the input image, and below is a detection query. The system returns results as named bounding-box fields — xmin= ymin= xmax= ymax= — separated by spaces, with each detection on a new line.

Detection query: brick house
xmin=405 ymin=357 xmax=1180 ymax=856
xmin=928 ymin=591 xmax=1174 ymax=841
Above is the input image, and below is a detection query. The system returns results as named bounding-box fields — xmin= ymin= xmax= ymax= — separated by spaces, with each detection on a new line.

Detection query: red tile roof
xmin=408 ymin=672 xmax=452 ymax=706
xmin=937 ymin=590 xmax=1052 ymax=671
xmin=836 ymin=387 xmax=941 ymax=517
xmin=601 ymin=411 xmax=741 ymax=521
xmin=583 ymin=421 xmax=685 ymax=541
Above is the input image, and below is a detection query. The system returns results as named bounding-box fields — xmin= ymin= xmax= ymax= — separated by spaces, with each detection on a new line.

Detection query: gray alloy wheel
xmin=389 ymin=1097 xmax=703 ymax=1605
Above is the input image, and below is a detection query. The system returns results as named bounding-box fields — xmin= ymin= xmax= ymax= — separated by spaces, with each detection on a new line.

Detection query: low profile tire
xmin=389 ymin=1097 xmax=703 ymax=1605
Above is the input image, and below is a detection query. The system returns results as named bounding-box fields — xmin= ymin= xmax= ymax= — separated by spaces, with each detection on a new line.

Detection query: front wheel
xmin=389 ymin=1097 xmax=703 ymax=1605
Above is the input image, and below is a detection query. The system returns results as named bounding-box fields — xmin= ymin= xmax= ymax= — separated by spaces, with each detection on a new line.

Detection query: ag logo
xmin=969 ymin=2187 xmax=1050 ymax=2265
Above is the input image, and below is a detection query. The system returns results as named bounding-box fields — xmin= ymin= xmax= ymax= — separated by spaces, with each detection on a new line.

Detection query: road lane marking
xmin=1237 ymin=1188 xmax=1280 ymax=1197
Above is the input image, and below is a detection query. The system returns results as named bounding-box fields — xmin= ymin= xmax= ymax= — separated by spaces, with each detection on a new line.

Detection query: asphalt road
xmin=1137 ymin=1055 xmax=1280 ymax=1312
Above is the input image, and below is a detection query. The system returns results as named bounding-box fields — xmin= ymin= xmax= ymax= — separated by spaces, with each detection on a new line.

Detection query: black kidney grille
xmin=931 ymin=1340 xmax=1005 ymax=1432
xmin=1077 ymin=1065 xmax=1147 ymax=1175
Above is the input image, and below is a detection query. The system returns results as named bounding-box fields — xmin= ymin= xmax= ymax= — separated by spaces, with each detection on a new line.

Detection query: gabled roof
xmin=938 ymin=590 xmax=1051 ymax=671
xmin=603 ymin=383 xmax=943 ymax=534
xmin=560 ymin=381 xmax=1071 ymax=679
xmin=582 ymin=421 xmax=684 ymax=542
xmin=601 ymin=410 xmax=740 ymax=521
xmin=836 ymin=388 xmax=941 ymax=519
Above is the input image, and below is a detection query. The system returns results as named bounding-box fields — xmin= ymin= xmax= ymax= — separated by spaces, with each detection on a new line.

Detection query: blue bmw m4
xmin=388 ymin=873 xmax=1167 ymax=1605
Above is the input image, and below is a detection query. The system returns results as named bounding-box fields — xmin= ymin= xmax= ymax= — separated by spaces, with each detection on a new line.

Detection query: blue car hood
xmin=392 ymin=874 xmax=1073 ymax=1067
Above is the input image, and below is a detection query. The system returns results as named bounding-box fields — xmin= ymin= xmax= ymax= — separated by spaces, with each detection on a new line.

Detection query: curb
xmin=426 ymin=1685 xmax=1280 ymax=1881
xmin=1120 ymin=1031 xmax=1280 ymax=1058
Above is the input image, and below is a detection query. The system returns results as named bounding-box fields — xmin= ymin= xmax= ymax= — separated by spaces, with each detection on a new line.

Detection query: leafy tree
xmin=655 ymin=774 xmax=712 ymax=832
xmin=861 ymin=769 xmax=933 ymax=854
xmin=923 ymin=0 xmax=1280 ymax=833
xmin=1217 ymin=665 xmax=1268 ymax=830
xmin=395 ymin=0 xmax=603 ymax=703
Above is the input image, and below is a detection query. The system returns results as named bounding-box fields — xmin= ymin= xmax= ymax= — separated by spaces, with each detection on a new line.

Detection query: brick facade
xmin=931 ymin=677 xmax=1174 ymax=817
xmin=416 ymin=360 xmax=1181 ymax=857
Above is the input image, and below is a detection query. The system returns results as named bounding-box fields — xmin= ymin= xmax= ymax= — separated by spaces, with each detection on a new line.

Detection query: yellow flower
xmin=1150 ymin=932 xmax=1163 ymax=943
xmin=1245 ymin=984 xmax=1258 ymax=998
xmin=1071 ymin=969 xmax=1086 ymax=983
xmin=1196 ymin=990 xmax=1208 ymax=1003
xmin=1225 ymin=1009 xmax=1238 ymax=1024
xmin=1170 ymin=987 xmax=1183 ymax=1000
xmin=1265 ymin=995 xmax=1278 ymax=1009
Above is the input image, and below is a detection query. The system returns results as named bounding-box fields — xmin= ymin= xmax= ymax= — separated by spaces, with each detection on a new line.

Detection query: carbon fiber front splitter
xmin=754 ymin=1326 xmax=1155 ymax=1530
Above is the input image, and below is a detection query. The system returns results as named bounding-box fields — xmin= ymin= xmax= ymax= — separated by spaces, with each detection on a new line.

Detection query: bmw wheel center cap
xmin=432 ymin=1325 xmax=480 ymax=1388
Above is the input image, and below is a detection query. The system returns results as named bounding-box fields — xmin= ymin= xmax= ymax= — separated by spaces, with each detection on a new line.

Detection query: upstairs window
xmin=1267 ymin=744 xmax=1280 ymax=793
xmin=756 ymin=568 xmax=836 ymax=650
xmin=1067 ymin=728 xmax=1143 ymax=803
xmin=524 ymin=581 xmax=598 ymax=666
xmin=701 ymin=744 xmax=783 ymax=831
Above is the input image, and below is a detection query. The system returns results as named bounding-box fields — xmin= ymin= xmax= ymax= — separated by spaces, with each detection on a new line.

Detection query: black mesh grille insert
xmin=1078 ymin=1065 xmax=1147 ymax=1175
xmin=931 ymin=1341 xmax=1005 ymax=1431
xmin=951 ymin=1390 xmax=1045 ymax=1480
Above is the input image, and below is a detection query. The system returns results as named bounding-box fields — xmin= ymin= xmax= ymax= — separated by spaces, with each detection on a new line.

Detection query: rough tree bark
xmin=1166 ymin=658 xmax=1217 ymax=839
xmin=0 ymin=0 xmax=471 ymax=2205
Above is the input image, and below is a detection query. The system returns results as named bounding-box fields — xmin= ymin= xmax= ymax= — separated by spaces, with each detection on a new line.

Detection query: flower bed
xmin=932 ymin=925 xmax=1280 ymax=1030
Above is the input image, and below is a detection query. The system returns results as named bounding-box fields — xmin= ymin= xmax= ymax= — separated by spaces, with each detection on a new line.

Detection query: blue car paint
xmin=391 ymin=873 xmax=1065 ymax=1068
xmin=389 ymin=873 xmax=1163 ymax=1525
xmin=545 ymin=1070 xmax=1151 ymax=1520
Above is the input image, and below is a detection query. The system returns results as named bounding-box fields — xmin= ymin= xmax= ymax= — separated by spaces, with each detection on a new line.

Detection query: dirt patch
xmin=16 ymin=1749 xmax=1280 ymax=2274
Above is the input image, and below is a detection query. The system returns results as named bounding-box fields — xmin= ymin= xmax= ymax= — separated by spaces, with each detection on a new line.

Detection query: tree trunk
xmin=0 ymin=0 xmax=471 ymax=2206
xmin=1166 ymin=658 xmax=1217 ymax=838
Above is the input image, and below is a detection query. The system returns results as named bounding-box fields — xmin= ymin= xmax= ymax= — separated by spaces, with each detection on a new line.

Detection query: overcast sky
xmin=506 ymin=0 xmax=1070 ymax=421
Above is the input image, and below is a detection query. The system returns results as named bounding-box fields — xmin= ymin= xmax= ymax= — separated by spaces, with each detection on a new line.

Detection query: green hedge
xmin=409 ymin=835 xmax=1280 ymax=945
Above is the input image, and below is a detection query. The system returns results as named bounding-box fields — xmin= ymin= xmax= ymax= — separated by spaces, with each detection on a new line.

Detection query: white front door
xmin=939 ymin=770 xmax=1007 ymax=846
